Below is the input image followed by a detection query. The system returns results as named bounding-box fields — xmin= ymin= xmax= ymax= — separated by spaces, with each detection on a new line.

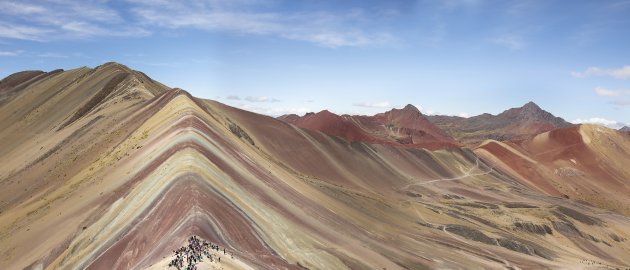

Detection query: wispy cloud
xmin=492 ymin=35 xmax=527 ymax=50
xmin=572 ymin=117 xmax=628 ymax=129
xmin=595 ymin=87 xmax=630 ymax=96
xmin=594 ymin=87 xmax=630 ymax=107
xmin=0 ymin=0 xmax=148 ymax=41
xmin=0 ymin=1 xmax=395 ymax=47
xmin=128 ymin=0 xmax=396 ymax=47
xmin=238 ymin=103 xmax=311 ymax=116
xmin=245 ymin=96 xmax=270 ymax=102
xmin=37 ymin=52 xmax=68 ymax=58
xmin=0 ymin=50 xmax=24 ymax=56
xmin=226 ymin=95 xmax=241 ymax=100
xmin=353 ymin=101 xmax=392 ymax=108
xmin=572 ymin=66 xmax=630 ymax=79
xmin=0 ymin=23 xmax=51 ymax=41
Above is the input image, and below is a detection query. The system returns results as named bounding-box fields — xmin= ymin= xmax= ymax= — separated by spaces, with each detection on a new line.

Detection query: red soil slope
xmin=476 ymin=124 xmax=630 ymax=215
xmin=280 ymin=104 xmax=459 ymax=150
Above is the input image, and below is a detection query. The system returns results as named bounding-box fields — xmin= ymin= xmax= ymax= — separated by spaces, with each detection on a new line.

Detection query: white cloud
xmin=594 ymin=87 xmax=630 ymax=96
xmin=594 ymin=87 xmax=630 ymax=106
xmin=0 ymin=1 xmax=395 ymax=47
xmin=0 ymin=50 xmax=24 ymax=56
xmin=572 ymin=117 xmax=628 ymax=129
xmin=0 ymin=23 xmax=51 ymax=41
xmin=245 ymin=96 xmax=269 ymax=102
xmin=238 ymin=103 xmax=311 ymax=116
xmin=128 ymin=0 xmax=396 ymax=48
xmin=0 ymin=2 xmax=46 ymax=15
xmin=353 ymin=101 xmax=392 ymax=108
xmin=37 ymin=52 xmax=68 ymax=58
xmin=457 ymin=112 xmax=471 ymax=118
xmin=226 ymin=95 xmax=240 ymax=100
xmin=572 ymin=66 xmax=630 ymax=79
xmin=492 ymin=35 xmax=527 ymax=50
xmin=423 ymin=108 xmax=436 ymax=115
xmin=0 ymin=1 xmax=147 ymax=41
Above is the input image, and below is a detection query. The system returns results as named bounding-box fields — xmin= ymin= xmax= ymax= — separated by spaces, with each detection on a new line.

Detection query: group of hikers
xmin=168 ymin=235 xmax=229 ymax=270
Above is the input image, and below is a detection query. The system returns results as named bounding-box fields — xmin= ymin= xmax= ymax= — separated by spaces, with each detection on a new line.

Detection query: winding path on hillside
xmin=399 ymin=157 xmax=494 ymax=190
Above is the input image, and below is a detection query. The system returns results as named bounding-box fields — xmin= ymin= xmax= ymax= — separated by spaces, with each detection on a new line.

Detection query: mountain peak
xmin=384 ymin=104 xmax=421 ymax=117
xmin=97 ymin=61 xmax=131 ymax=70
xmin=317 ymin=109 xmax=336 ymax=115
xmin=402 ymin=104 xmax=420 ymax=112
xmin=511 ymin=101 xmax=547 ymax=118
xmin=522 ymin=101 xmax=541 ymax=110
xmin=620 ymin=126 xmax=630 ymax=132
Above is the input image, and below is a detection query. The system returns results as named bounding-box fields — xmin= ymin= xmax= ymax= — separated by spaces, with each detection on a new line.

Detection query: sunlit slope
xmin=1 ymin=63 xmax=629 ymax=269
xmin=476 ymin=125 xmax=630 ymax=215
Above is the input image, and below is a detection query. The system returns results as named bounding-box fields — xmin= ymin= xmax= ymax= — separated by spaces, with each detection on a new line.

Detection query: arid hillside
xmin=428 ymin=102 xmax=573 ymax=145
xmin=279 ymin=104 xmax=458 ymax=150
xmin=1 ymin=63 xmax=630 ymax=270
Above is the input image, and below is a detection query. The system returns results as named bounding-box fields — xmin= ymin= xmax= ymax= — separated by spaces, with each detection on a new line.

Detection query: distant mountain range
xmin=427 ymin=101 xmax=573 ymax=145
xmin=279 ymin=104 xmax=458 ymax=150
xmin=280 ymin=101 xmax=574 ymax=147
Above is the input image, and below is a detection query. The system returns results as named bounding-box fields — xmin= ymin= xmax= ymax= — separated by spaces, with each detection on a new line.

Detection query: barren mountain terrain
xmin=279 ymin=104 xmax=458 ymax=150
xmin=1 ymin=63 xmax=629 ymax=269
xmin=427 ymin=102 xmax=573 ymax=145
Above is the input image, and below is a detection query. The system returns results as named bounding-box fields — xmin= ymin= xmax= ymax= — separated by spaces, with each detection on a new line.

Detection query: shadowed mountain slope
xmin=1 ymin=63 xmax=630 ymax=270
xmin=428 ymin=102 xmax=573 ymax=145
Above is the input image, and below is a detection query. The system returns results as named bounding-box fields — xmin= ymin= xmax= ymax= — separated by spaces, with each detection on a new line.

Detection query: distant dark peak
xmin=318 ymin=109 xmax=335 ymax=115
xmin=388 ymin=104 xmax=421 ymax=116
xmin=514 ymin=101 xmax=546 ymax=118
xmin=620 ymin=126 xmax=630 ymax=132
xmin=522 ymin=101 xmax=541 ymax=110
xmin=304 ymin=112 xmax=315 ymax=117
xmin=403 ymin=104 xmax=420 ymax=112
xmin=277 ymin=114 xmax=300 ymax=122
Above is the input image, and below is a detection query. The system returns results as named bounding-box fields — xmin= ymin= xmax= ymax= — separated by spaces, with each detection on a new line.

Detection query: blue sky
xmin=1 ymin=0 xmax=630 ymax=128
